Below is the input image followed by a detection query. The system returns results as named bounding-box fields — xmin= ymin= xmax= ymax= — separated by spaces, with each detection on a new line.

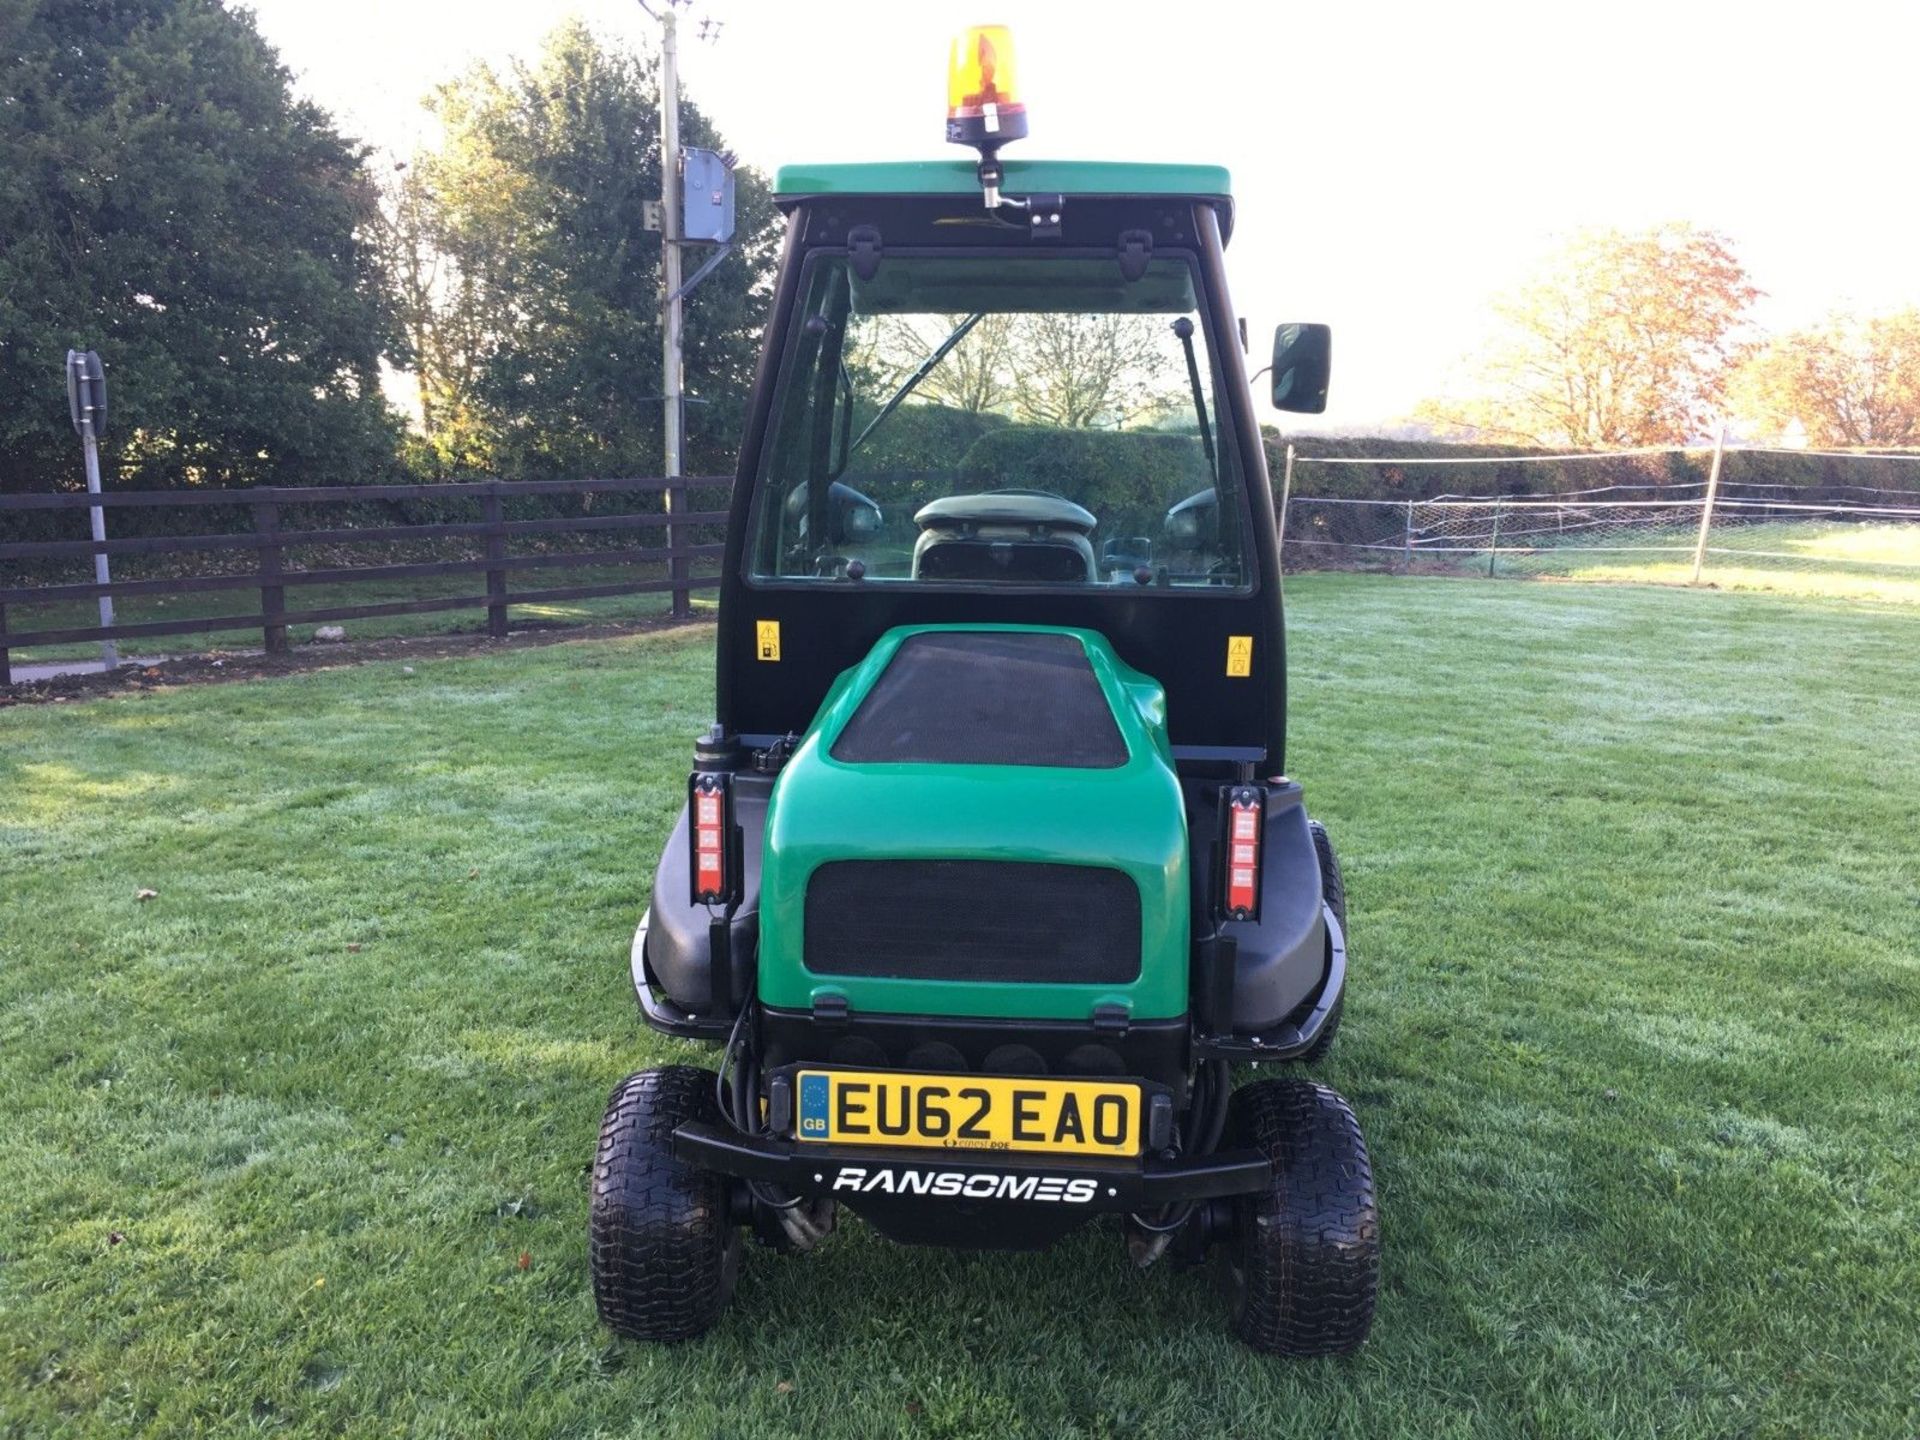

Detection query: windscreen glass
xmin=747 ymin=252 xmax=1252 ymax=591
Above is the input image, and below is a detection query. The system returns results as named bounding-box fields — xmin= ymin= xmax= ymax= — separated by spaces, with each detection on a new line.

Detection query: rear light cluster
xmin=688 ymin=771 xmax=740 ymax=908
xmin=1219 ymin=785 xmax=1265 ymax=922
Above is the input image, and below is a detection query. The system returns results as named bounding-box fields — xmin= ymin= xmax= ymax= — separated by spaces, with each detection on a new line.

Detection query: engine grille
xmin=804 ymin=860 xmax=1142 ymax=985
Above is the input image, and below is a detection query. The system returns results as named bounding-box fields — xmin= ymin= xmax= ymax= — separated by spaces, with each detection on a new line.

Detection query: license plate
xmin=795 ymin=1069 xmax=1141 ymax=1157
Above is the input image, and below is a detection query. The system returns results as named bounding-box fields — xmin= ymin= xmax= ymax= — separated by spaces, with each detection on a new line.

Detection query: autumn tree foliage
xmin=1732 ymin=309 xmax=1920 ymax=448
xmin=1426 ymin=224 xmax=1759 ymax=448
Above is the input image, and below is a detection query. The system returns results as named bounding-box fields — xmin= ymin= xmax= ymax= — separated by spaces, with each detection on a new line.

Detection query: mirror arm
xmin=806 ymin=271 xmax=854 ymax=549
xmin=829 ymin=360 xmax=855 ymax=479
xmin=1172 ymin=317 xmax=1216 ymax=471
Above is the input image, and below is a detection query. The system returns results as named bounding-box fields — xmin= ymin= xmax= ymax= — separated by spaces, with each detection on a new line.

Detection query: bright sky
xmin=245 ymin=0 xmax=1920 ymax=432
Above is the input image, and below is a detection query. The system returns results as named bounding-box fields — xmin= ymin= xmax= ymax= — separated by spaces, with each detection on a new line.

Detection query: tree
xmin=860 ymin=313 xmax=1017 ymax=416
xmin=369 ymin=161 xmax=492 ymax=472
xmin=1423 ymin=224 xmax=1759 ymax=448
xmin=0 ymin=0 xmax=399 ymax=493
xmin=1732 ymin=308 xmax=1920 ymax=447
xmin=1009 ymin=313 xmax=1173 ymax=429
xmin=400 ymin=21 xmax=778 ymax=479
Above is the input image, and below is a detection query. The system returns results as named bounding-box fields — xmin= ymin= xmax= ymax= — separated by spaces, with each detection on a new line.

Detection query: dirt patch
xmin=0 ymin=613 xmax=715 ymax=708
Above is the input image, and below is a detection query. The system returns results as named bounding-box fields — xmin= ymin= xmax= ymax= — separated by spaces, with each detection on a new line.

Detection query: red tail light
xmin=688 ymin=771 xmax=739 ymax=907
xmin=1219 ymin=786 xmax=1265 ymax=922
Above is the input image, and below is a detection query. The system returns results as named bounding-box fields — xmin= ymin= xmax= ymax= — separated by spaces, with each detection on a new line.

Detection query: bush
xmin=958 ymin=425 xmax=1212 ymax=540
xmin=1264 ymin=431 xmax=1920 ymax=503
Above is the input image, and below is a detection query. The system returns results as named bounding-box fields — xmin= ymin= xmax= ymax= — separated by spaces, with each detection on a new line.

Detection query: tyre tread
xmin=1225 ymin=1077 xmax=1379 ymax=1356
xmin=589 ymin=1065 xmax=737 ymax=1341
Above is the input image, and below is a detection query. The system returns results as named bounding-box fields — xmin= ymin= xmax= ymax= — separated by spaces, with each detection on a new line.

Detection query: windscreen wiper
xmin=1172 ymin=316 xmax=1216 ymax=471
xmin=840 ymin=313 xmax=983 ymax=469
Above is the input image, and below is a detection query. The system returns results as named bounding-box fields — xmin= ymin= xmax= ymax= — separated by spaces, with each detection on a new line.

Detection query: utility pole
xmin=643 ymin=0 xmax=733 ymax=617
xmin=660 ymin=5 xmax=683 ymax=490
xmin=659 ymin=6 xmax=688 ymax=617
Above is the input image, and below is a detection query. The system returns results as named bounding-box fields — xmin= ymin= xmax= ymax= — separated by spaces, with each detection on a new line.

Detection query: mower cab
xmin=591 ymin=27 xmax=1377 ymax=1357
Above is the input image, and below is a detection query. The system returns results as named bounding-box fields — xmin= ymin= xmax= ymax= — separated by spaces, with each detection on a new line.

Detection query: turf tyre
xmin=590 ymin=1066 xmax=739 ymax=1341
xmin=1220 ymin=1077 xmax=1379 ymax=1356
xmin=1300 ymin=819 xmax=1346 ymax=1063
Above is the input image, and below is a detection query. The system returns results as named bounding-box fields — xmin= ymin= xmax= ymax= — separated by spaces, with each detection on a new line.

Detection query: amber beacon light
xmin=946 ymin=25 xmax=1029 ymax=153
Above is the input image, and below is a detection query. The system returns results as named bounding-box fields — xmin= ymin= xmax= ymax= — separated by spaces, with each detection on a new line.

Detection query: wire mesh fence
xmin=1279 ymin=449 xmax=1920 ymax=604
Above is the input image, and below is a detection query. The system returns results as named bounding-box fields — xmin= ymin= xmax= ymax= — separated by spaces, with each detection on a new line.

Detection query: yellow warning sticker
xmin=755 ymin=620 xmax=781 ymax=662
xmin=1226 ymin=635 xmax=1253 ymax=677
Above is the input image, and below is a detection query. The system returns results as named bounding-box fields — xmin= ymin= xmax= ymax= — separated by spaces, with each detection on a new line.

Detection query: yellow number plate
xmin=795 ymin=1070 xmax=1140 ymax=1157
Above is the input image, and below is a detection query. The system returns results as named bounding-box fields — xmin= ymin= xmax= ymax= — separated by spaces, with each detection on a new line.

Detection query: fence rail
xmin=0 ymin=476 xmax=732 ymax=684
xmin=11 ymin=448 xmax=1918 ymax=684
xmin=1281 ymin=489 xmax=1920 ymax=599
xmin=1272 ymin=441 xmax=1920 ymax=602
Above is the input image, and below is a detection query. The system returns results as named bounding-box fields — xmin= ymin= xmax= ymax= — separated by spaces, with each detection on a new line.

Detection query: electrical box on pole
xmin=681 ymin=148 xmax=736 ymax=243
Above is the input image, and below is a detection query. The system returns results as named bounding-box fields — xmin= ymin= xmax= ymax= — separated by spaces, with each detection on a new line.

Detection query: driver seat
xmin=911 ymin=492 xmax=1098 ymax=584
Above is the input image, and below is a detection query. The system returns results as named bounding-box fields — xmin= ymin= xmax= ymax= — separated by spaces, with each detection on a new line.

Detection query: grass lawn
xmin=3 ymin=575 xmax=1917 ymax=1438
xmin=1465 ymin=517 xmax=1920 ymax=605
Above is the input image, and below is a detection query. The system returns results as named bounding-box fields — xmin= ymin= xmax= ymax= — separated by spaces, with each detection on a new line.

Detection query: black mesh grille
xmin=805 ymin=860 xmax=1142 ymax=984
xmin=830 ymin=631 xmax=1127 ymax=769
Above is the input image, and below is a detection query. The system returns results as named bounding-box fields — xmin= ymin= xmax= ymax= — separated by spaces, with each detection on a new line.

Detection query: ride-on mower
xmin=591 ymin=26 xmax=1378 ymax=1356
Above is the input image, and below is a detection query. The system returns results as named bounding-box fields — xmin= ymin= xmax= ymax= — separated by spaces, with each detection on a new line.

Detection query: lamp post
xmin=66 ymin=349 xmax=117 ymax=669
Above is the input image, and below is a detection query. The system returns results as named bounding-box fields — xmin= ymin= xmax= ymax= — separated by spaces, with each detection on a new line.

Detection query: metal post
xmin=254 ymin=500 xmax=287 ymax=654
xmin=1 ymin=601 xmax=11 ymax=687
xmin=80 ymin=424 xmax=117 ymax=669
xmin=483 ymin=485 xmax=509 ymax=639
xmin=1404 ymin=499 xmax=1415 ymax=573
xmin=660 ymin=8 xmax=690 ymax=619
xmin=1277 ymin=443 xmax=1295 ymax=572
xmin=1690 ymin=419 xmax=1727 ymax=585
xmin=1487 ymin=496 xmax=1502 ymax=578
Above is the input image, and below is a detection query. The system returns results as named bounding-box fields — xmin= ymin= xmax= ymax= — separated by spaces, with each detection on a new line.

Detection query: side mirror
xmin=1163 ymin=489 xmax=1218 ymax=544
xmin=785 ymin=480 xmax=883 ymax=542
xmin=1270 ymin=323 xmax=1332 ymax=414
xmin=842 ymin=493 xmax=883 ymax=537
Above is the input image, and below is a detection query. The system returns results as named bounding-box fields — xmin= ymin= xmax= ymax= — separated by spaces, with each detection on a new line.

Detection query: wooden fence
xmin=0 ymin=476 xmax=731 ymax=684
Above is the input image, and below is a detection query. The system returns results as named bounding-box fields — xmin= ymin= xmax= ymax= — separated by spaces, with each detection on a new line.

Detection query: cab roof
xmin=772 ymin=159 xmax=1235 ymax=240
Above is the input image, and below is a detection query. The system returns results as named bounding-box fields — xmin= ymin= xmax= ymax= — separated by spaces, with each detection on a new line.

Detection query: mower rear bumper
xmin=630 ymin=911 xmax=732 ymax=1041
xmin=674 ymin=1119 xmax=1269 ymax=1235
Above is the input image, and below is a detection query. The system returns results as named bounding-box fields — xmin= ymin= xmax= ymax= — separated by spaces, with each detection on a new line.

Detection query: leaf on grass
xmin=517 ymin=1252 xmax=532 ymax=1271
xmin=107 ymin=1231 xmax=124 ymax=1246
xmin=775 ymin=1381 xmax=794 ymax=1395
xmin=136 ymin=888 xmax=158 ymax=901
